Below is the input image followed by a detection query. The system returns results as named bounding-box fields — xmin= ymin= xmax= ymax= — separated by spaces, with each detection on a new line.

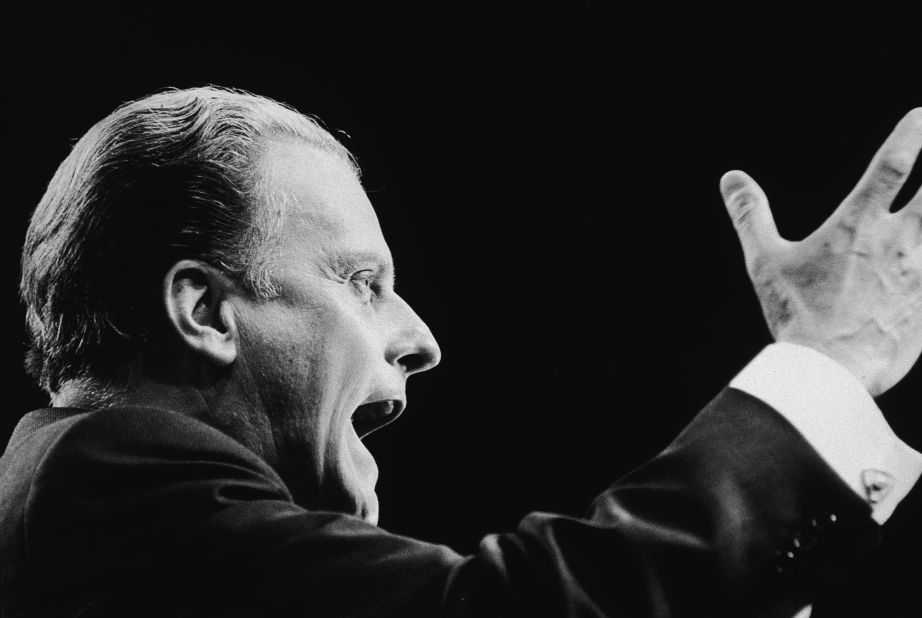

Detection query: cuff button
xmin=861 ymin=469 xmax=894 ymax=505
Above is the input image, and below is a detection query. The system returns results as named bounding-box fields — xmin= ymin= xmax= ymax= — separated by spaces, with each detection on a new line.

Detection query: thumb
xmin=720 ymin=170 xmax=782 ymax=270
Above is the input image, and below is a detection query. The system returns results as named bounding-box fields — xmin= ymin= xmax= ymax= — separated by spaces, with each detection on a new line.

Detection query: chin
xmin=345 ymin=464 xmax=380 ymax=525
xmin=324 ymin=474 xmax=379 ymax=524
xmin=322 ymin=425 xmax=380 ymax=523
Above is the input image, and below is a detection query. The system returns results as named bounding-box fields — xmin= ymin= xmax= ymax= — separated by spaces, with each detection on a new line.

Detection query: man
xmin=0 ymin=87 xmax=919 ymax=617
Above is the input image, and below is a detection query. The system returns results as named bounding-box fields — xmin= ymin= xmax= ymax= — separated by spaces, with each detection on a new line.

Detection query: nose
xmin=385 ymin=296 xmax=441 ymax=376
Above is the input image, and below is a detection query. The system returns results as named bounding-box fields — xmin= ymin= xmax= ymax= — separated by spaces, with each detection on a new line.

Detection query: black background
xmin=3 ymin=4 xmax=920 ymax=616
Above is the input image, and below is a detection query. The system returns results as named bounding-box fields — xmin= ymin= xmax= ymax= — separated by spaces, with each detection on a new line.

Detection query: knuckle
xmin=853 ymin=157 xmax=912 ymax=205
xmin=875 ymin=155 xmax=911 ymax=187
xmin=733 ymin=206 xmax=754 ymax=229
xmin=730 ymin=194 xmax=756 ymax=227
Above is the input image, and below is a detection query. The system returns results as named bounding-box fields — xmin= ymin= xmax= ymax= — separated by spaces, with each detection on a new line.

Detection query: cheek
xmin=234 ymin=300 xmax=328 ymax=435
xmin=314 ymin=308 xmax=382 ymax=413
xmin=310 ymin=306 xmax=382 ymax=421
xmin=236 ymin=294 xmax=384 ymax=451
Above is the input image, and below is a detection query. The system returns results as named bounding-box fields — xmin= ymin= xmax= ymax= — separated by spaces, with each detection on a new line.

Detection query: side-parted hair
xmin=21 ymin=86 xmax=358 ymax=394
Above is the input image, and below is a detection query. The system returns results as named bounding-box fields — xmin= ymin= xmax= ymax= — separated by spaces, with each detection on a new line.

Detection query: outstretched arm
xmin=7 ymin=112 xmax=922 ymax=618
xmin=718 ymin=109 xmax=922 ymax=618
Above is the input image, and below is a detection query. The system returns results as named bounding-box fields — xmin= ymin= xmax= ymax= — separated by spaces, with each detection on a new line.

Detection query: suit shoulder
xmin=19 ymin=406 xmax=291 ymax=515
xmin=1 ymin=407 xmax=294 ymax=616
xmin=47 ymin=406 xmax=274 ymax=473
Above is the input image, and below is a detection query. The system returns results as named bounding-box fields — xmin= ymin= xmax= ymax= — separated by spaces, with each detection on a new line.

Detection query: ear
xmin=163 ymin=260 xmax=238 ymax=367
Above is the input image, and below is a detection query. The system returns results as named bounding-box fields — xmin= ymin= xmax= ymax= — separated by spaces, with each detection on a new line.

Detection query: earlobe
xmin=163 ymin=260 xmax=238 ymax=367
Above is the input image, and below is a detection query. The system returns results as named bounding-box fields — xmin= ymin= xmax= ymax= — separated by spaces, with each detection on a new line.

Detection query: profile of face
xmin=227 ymin=141 xmax=440 ymax=524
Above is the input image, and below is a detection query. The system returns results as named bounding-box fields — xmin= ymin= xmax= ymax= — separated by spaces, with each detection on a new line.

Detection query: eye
xmin=349 ymin=270 xmax=377 ymax=303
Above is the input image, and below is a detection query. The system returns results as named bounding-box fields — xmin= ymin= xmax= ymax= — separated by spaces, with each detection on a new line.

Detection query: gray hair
xmin=21 ymin=86 xmax=358 ymax=394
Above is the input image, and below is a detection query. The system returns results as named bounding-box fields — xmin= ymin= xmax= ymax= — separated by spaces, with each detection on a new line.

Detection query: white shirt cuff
xmin=729 ymin=342 xmax=922 ymax=524
xmin=793 ymin=605 xmax=812 ymax=618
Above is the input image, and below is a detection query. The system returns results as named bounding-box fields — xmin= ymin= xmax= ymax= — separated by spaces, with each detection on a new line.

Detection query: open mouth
xmin=351 ymin=399 xmax=405 ymax=438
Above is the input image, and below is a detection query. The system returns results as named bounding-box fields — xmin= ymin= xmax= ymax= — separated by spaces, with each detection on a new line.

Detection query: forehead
xmin=260 ymin=140 xmax=391 ymax=265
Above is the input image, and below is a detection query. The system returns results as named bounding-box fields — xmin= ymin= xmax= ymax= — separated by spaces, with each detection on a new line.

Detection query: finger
xmin=904 ymin=186 xmax=922 ymax=247
xmin=905 ymin=184 xmax=921 ymax=218
xmin=840 ymin=108 xmax=922 ymax=216
xmin=720 ymin=170 xmax=782 ymax=270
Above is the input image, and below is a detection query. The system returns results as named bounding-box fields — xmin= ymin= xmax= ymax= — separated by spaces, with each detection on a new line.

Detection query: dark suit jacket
xmin=0 ymin=388 xmax=880 ymax=617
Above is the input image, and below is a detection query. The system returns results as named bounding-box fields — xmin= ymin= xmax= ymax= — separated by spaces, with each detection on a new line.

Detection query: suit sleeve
xmin=23 ymin=391 xmax=881 ymax=618
xmin=730 ymin=342 xmax=922 ymax=524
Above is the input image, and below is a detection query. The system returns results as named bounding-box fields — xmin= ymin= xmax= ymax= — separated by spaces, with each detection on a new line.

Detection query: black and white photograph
xmin=1 ymin=5 xmax=920 ymax=617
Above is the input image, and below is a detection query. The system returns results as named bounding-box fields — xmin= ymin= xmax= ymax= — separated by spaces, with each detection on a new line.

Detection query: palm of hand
xmin=722 ymin=109 xmax=922 ymax=396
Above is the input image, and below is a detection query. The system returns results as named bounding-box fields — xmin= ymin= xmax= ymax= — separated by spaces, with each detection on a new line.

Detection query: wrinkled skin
xmin=721 ymin=109 xmax=922 ymax=396
xmin=228 ymin=142 xmax=441 ymax=523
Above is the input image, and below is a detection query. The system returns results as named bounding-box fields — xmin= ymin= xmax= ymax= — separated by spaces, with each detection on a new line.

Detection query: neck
xmin=53 ymin=375 xmax=211 ymax=416
xmin=53 ymin=370 xmax=275 ymax=464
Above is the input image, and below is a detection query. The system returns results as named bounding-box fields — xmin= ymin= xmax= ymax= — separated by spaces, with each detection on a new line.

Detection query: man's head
xmin=21 ymin=87 xmax=441 ymax=523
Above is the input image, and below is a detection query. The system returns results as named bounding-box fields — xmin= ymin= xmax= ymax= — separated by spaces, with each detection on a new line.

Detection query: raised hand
xmin=721 ymin=109 xmax=922 ymax=396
